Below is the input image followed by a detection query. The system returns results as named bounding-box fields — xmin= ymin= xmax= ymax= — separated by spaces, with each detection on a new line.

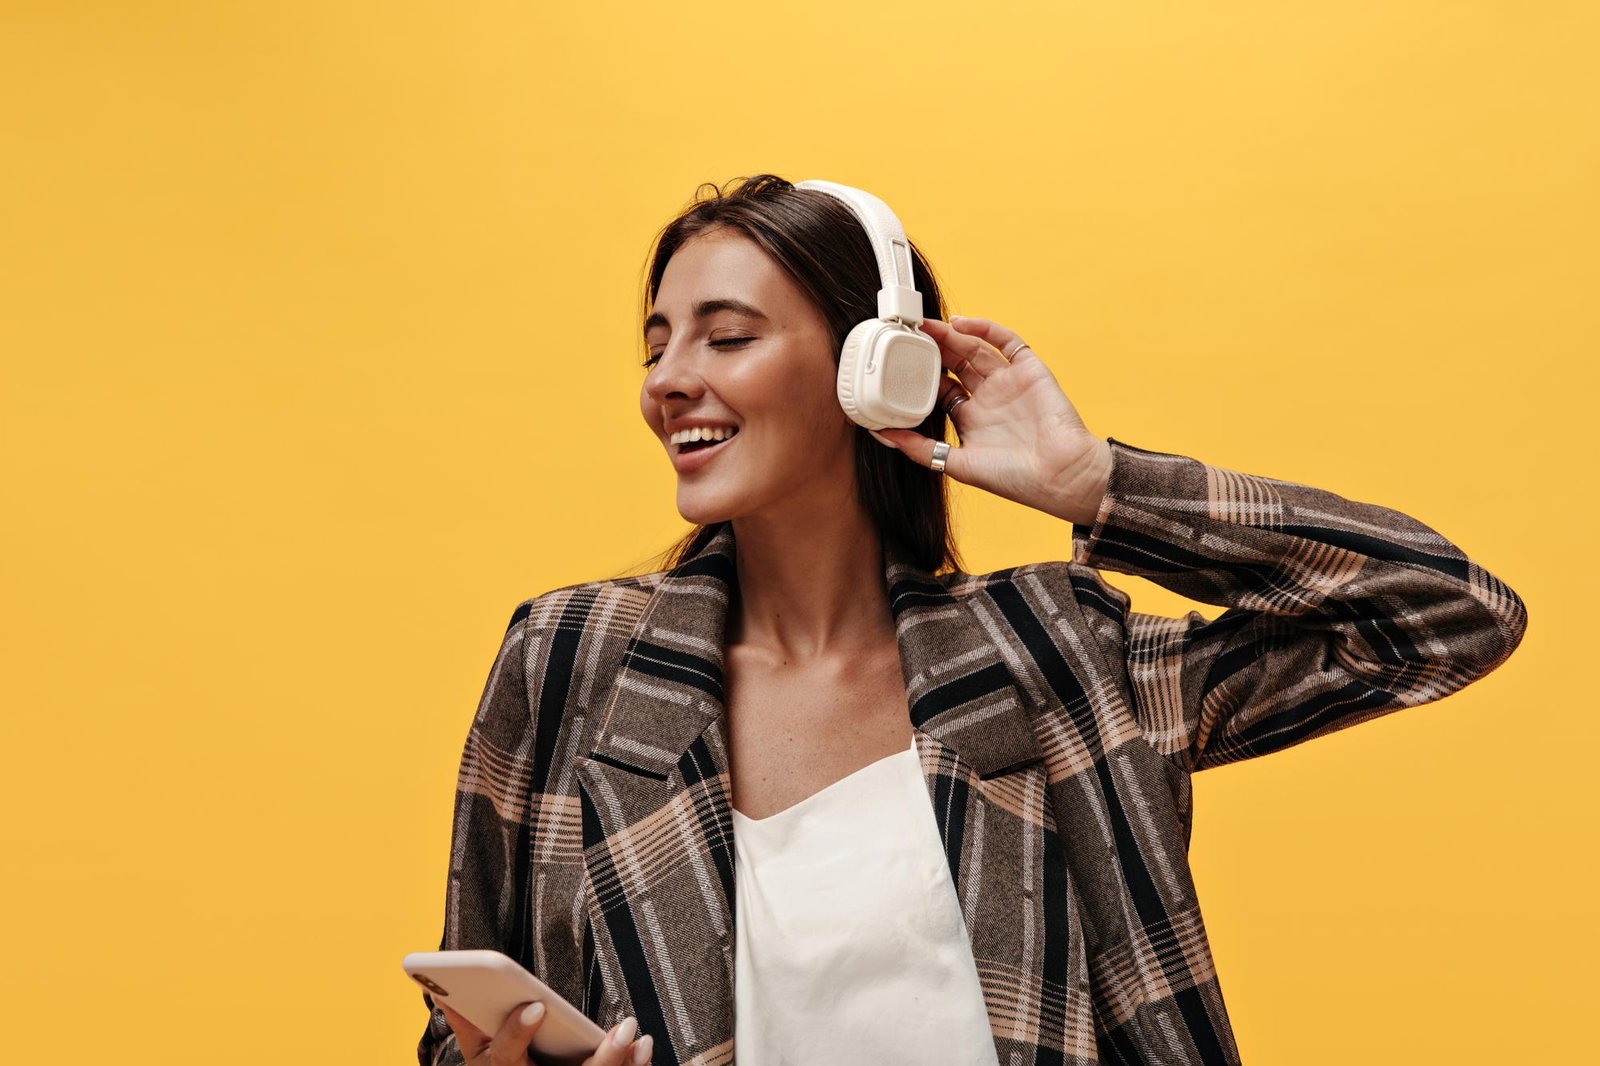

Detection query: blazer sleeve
xmin=417 ymin=599 xmax=541 ymax=1066
xmin=1070 ymin=437 xmax=1528 ymax=773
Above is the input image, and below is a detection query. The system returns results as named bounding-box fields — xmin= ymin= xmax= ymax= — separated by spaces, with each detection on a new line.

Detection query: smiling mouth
xmin=676 ymin=429 xmax=739 ymax=455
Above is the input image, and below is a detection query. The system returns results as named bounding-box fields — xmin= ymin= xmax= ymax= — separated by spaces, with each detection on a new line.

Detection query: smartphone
xmin=404 ymin=949 xmax=607 ymax=1065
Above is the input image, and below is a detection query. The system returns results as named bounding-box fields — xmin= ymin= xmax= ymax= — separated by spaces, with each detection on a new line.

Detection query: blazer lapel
xmin=884 ymin=541 xmax=1098 ymax=1061
xmin=577 ymin=525 xmax=1093 ymax=1065
xmin=575 ymin=524 xmax=740 ymax=1066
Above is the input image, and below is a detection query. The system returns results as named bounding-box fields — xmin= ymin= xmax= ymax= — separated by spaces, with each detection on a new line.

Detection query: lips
xmin=670 ymin=429 xmax=737 ymax=472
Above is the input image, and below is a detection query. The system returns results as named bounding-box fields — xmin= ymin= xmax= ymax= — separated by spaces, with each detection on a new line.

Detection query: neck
xmin=726 ymin=505 xmax=894 ymax=663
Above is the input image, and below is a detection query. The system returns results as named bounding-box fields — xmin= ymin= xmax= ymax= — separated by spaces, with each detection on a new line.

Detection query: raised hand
xmin=872 ymin=315 xmax=1112 ymax=526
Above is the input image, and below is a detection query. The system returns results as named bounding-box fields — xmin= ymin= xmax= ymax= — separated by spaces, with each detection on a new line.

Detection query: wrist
xmin=1046 ymin=437 xmax=1112 ymax=526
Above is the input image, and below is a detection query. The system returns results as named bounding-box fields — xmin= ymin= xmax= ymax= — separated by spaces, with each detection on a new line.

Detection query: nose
xmin=642 ymin=341 xmax=704 ymax=406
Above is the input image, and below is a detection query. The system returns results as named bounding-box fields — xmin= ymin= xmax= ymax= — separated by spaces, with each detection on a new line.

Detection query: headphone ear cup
xmin=904 ymin=330 xmax=943 ymax=421
xmin=836 ymin=320 xmax=869 ymax=423
xmin=840 ymin=319 xmax=942 ymax=430
xmin=869 ymin=328 xmax=941 ymax=430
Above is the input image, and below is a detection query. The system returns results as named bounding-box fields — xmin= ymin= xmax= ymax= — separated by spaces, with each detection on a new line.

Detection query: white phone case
xmin=404 ymin=949 xmax=608 ymax=1065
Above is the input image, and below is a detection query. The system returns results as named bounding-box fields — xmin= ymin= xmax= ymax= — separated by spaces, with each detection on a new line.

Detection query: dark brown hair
xmin=628 ymin=173 xmax=965 ymax=578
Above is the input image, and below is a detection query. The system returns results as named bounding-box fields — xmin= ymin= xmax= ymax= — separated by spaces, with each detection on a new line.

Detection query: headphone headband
xmin=793 ymin=179 xmax=925 ymax=326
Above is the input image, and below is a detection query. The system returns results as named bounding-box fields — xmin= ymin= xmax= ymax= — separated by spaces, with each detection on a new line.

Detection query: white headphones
xmin=792 ymin=180 xmax=943 ymax=436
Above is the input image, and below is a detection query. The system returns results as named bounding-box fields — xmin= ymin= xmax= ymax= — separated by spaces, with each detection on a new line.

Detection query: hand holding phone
xmin=405 ymin=949 xmax=652 ymax=1066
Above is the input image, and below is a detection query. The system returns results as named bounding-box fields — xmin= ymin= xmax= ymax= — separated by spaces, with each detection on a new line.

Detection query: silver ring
xmin=945 ymin=393 xmax=970 ymax=416
xmin=929 ymin=440 xmax=951 ymax=474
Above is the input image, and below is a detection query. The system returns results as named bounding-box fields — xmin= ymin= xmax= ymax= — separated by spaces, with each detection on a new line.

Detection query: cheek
xmin=804 ymin=378 xmax=851 ymax=435
xmin=748 ymin=399 xmax=851 ymax=471
xmin=718 ymin=349 xmax=848 ymax=442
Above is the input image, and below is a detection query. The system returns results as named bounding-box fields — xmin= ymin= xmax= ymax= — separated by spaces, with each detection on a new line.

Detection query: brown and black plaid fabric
xmin=417 ymin=437 xmax=1527 ymax=1066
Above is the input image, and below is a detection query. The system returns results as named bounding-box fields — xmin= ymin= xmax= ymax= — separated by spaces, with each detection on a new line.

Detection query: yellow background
xmin=2 ymin=2 xmax=1593 ymax=1062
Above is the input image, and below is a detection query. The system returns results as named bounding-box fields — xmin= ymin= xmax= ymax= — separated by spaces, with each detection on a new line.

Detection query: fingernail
xmin=612 ymin=1016 xmax=638 ymax=1048
xmin=520 ymin=1001 xmax=545 ymax=1026
xmin=631 ymin=1034 xmax=654 ymax=1065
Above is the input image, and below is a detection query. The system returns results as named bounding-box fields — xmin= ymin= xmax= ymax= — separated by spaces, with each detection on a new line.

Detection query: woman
xmin=417 ymin=174 xmax=1528 ymax=1066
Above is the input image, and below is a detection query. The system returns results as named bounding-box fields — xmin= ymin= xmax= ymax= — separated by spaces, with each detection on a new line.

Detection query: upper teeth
xmin=670 ymin=426 xmax=738 ymax=445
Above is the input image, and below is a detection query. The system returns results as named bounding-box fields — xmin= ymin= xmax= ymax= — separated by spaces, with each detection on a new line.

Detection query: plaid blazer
xmin=417 ymin=437 xmax=1527 ymax=1066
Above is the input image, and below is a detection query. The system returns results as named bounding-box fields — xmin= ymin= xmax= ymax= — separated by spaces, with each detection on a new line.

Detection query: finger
xmin=917 ymin=316 xmax=1008 ymax=386
xmin=629 ymin=1033 xmax=655 ymax=1065
xmin=438 ymin=1002 xmax=490 ymax=1060
xmin=585 ymin=1016 xmax=639 ymax=1066
xmin=488 ymin=1000 xmax=546 ymax=1066
xmin=874 ymin=428 xmax=961 ymax=477
xmin=948 ymin=315 xmax=1040 ymax=365
xmin=935 ymin=378 xmax=972 ymax=438
xmin=918 ymin=317 xmax=1002 ymax=390
xmin=936 ymin=376 xmax=969 ymax=412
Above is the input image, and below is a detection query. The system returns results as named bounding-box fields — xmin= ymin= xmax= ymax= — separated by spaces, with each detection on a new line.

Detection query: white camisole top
xmin=731 ymin=732 xmax=1000 ymax=1065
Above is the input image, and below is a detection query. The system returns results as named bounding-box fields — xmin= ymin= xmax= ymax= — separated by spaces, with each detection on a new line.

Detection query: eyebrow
xmin=643 ymin=298 xmax=769 ymax=338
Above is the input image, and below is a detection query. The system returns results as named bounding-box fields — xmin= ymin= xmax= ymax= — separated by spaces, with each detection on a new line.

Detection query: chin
xmin=675 ymin=488 xmax=741 ymax=527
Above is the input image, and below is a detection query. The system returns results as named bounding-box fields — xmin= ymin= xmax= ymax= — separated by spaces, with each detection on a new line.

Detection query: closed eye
xmin=642 ymin=336 xmax=754 ymax=368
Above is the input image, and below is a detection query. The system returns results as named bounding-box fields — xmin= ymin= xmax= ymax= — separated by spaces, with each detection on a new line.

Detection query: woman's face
xmin=640 ymin=228 xmax=858 ymax=526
